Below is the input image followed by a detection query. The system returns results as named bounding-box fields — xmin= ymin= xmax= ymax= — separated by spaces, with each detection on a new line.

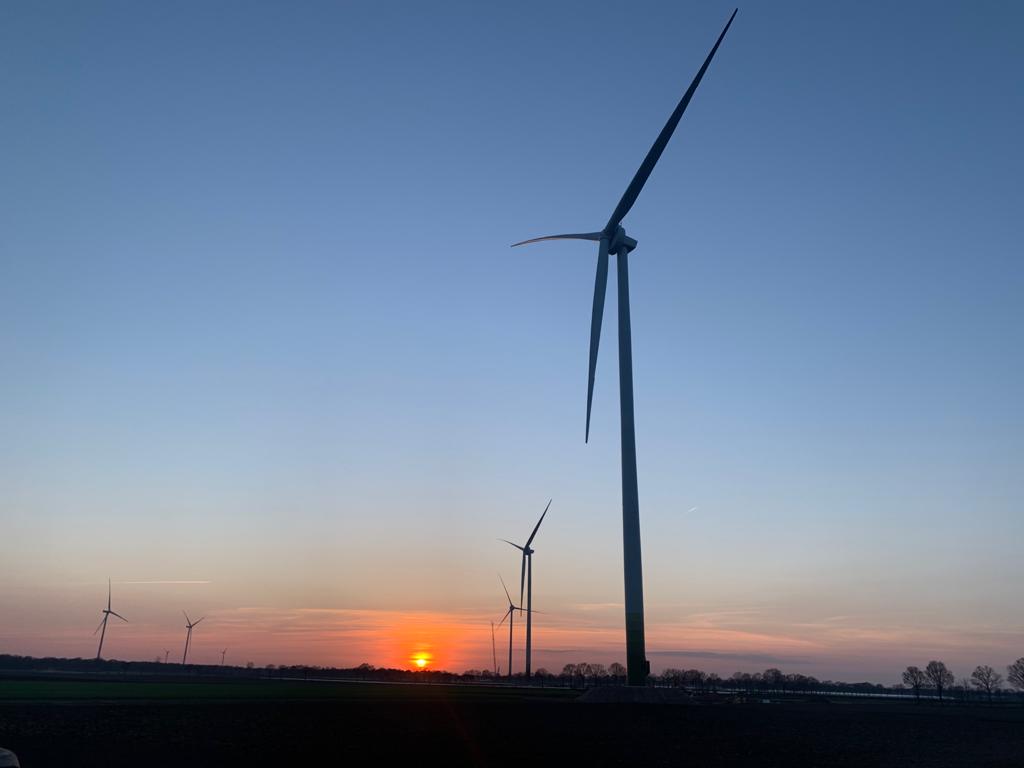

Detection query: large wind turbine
xmin=93 ymin=578 xmax=128 ymax=660
xmin=181 ymin=611 xmax=204 ymax=665
xmin=501 ymin=499 xmax=550 ymax=678
xmin=496 ymin=575 xmax=522 ymax=679
xmin=513 ymin=10 xmax=737 ymax=686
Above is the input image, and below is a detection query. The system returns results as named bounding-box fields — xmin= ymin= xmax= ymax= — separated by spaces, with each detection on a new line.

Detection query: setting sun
xmin=410 ymin=651 xmax=432 ymax=670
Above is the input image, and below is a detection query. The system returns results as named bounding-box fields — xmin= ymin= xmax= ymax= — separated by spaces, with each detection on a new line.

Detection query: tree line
xmin=3 ymin=653 xmax=1023 ymax=699
xmin=901 ymin=659 xmax=1024 ymax=702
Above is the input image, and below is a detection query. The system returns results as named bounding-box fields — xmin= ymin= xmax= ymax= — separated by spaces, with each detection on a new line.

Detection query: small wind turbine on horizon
xmin=496 ymin=575 xmax=522 ymax=679
xmin=164 ymin=649 xmax=170 ymax=664
xmin=512 ymin=9 xmax=738 ymax=686
xmin=181 ymin=611 xmax=204 ymax=665
xmin=220 ymin=648 xmax=227 ymax=666
xmin=93 ymin=578 xmax=127 ymax=661
xmin=500 ymin=499 xmax=550 ymax=678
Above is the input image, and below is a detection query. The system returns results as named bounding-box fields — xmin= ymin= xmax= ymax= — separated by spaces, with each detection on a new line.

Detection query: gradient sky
xmin=1 ymin=1 xmax=1022 ymax=683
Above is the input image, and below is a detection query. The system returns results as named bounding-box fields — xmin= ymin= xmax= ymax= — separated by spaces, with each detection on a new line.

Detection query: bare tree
xmin=609 ymin=662 xmax=626 ymax=681
xmin=763 ymin=668 xmax=784 ymax=693
xmin=925 ymin=660 xmax=954 ymax=702
xmin=731 ymin=671 xmax=752 ymax=693
xmin=662 ymin=667 xmax=683 ymax=688
xmin=970 ymin=665 xmax=1003 ymax=702
xmin=706 ymin=672 xmax=722 ymax=692
xmin=902 ymin=666 xmax=926 ymax=701
xmin=1008 ymin=658 xmax=1024 ymax=692
xmin=683 ymin=669 xmax=707 ymax=692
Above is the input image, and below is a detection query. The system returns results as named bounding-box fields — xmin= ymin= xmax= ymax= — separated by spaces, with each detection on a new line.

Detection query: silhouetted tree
xmin=902 ymin=666 xmax=926 ymax=701
xmin=662 ymin=668 xmax=683 ymax=688
xmin=706 ymin=672 xmax=721 ymax=692
xmin=1008 ymin=658 xmax=1024 ymax=691
xmin=683 ymin=669 xmax=706 ymax=692
xmin=731 ymin=671 xmax=752 ymax=693
xmin=925 ymin=660 xmax=954 ymax=702
xmin=971 ymin=665 xmax=1003 ymax=702
xmin=763 ymin=668 xmax=784 ymax=693
xmin=609 ymin=662 xmax=626 ymax=682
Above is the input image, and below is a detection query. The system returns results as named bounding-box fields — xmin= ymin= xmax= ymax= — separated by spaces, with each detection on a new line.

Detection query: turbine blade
xmin=604 ymin=8 xmax=737 ymax=233
xmin=194 ymin=617 xmax=205 ymax=626
xmin=499 ymin=574 xmax=512 ymax=606
xmin=93 ymin=617 xmax=106 ymax=636
xmin=107 ymin=578 xmax=112 ymax=611
xmin=499 ymin=539 xmax=525 ymax=552
xmin=109 ymin=611 xmax=128 ymax=623
xmin=497 ymin=607 xmax=512 ymax=627
xmin=511 ymin=232 xmax=603 ymax=248
xmin=525 ymin=499 xmax=551 ymax=547
xmin=519 ymin=552 xmax=526 ymax=607
xmin=183 ymin=610 xmax=191 ymax=625
xmin=586 ymin=238 xmax=610 ymax=442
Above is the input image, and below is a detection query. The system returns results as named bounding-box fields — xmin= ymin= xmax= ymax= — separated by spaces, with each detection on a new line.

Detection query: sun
xmin=410 ymin=651 xmax=432 ymax=670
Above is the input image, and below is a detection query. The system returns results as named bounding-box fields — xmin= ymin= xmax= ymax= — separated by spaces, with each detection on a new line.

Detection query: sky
xmin=1 ymin=1 xmax=1022 ymax=683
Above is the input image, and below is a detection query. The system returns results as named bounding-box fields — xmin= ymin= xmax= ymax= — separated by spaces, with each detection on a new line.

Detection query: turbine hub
xmin=609 ymin=226 xmax=637 ymax=255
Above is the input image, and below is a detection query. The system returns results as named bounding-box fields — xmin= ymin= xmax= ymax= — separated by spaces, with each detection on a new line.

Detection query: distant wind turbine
xmin=221 ymin=648 xmax=227 ymax=666
xmin=512 ymin=9 xmax=738 ymax=686
xmin=93 ymin=578 xmax=128 ymax=660
xmin=496 ymin=575 xmax=522 ymax=679
xmin=501 ymin=499 xmax=550 ymax=677
xmin=181 ymin=611 xmax=204 ymax=665
xmin=164 ymin=649 xmax=170 ymax=664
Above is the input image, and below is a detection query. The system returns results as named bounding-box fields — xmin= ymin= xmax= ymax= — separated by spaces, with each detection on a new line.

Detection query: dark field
xmin=2 ymin=679 xmax=1023 ymax=767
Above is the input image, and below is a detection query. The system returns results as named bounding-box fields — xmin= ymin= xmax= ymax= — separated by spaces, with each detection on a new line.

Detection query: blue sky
xmin=1 ymin=1 xmax=1022 ymax=679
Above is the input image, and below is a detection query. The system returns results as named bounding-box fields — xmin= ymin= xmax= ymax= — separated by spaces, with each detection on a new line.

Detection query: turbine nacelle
xmin=608 ymin=227 xmax=637 ymax=255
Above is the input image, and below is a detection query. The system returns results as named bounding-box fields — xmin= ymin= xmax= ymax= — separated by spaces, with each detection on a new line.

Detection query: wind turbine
xmin=93 ymin=578 xmax=128 ymax=660
xmin=501 ymin=499 xmax=550 ymax=678
xmin=181 ymin=611 xmax=204 ymax=665
xmin=496 ymin=575 xmax=522 ymax=679
xmin=221 ymin=648 xmax=228 ymax=666
xmin=164 ymin=649 xmax=170 ymax=664
xmin=513 ymin=10 xmax=737 ymax=686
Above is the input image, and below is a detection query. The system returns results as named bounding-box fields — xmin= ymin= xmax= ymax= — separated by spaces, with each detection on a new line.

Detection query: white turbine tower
xmin=181 ymin=611 xmax=204 ymax=665
xmin=93 ymin=578 xmax=128 ymax=660
xmin=501 ymin=499 xmax=550 ymax=677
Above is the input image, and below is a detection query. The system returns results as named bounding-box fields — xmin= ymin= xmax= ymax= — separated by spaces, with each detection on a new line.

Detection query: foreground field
xmin=1 ymin=679 xmax=1022 ymax=767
